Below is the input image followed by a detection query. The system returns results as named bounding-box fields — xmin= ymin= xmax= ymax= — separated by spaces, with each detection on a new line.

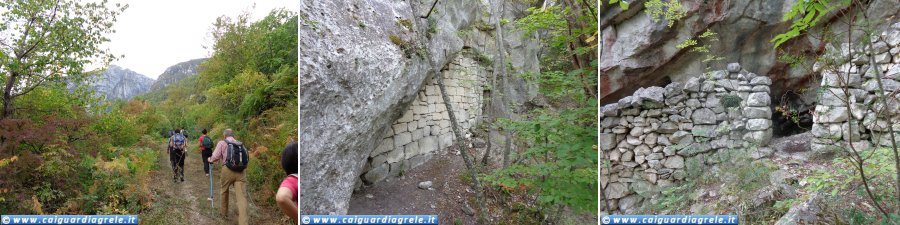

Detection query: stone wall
xmin=600 ymin=63 xmax=773 ymax=212
xmin=811 ymin=23 xmax=900 ymax=155
xmin=360 ymin=52 xmax=488 ymax=184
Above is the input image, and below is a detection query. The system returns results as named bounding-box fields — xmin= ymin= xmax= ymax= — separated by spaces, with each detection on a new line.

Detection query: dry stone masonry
xmin=811 ymin=22 xmax=900 ymax=155
xmin=361 ymin=52 xmax=488 ymax=184
xmin=600 ymin=63 xmax=773 ymax=212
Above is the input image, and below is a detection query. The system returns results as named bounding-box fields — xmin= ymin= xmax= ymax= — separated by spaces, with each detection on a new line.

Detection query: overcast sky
xmin=103 ymin=0 xmax=296 ymax=79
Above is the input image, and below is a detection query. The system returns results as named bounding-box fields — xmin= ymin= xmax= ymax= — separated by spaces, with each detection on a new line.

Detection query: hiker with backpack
xmin=275 ymin=142 xmax=298 ymax=222
xmin=208 ymin=128 xmax=250 ymax=225
xmin=198 ymin=129 xmax=214 ymax=177
xmin=169 ymin=128 xmax=188 ymax=182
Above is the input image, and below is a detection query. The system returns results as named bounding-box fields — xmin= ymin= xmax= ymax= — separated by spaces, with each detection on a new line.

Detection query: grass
xmin=389 ymin=35 xmax=416 ymax=58
xmin=639 ymin=147 xmax=791 ymax=224
xmin=398 ymin=19 xmax=413 ymax=31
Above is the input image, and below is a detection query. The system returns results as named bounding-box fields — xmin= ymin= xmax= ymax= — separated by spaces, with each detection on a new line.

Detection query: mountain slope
xmin=150 ymin=58 xmax=206 ymax=91
xmin=92 ymin=65 xmax=155 ymax=100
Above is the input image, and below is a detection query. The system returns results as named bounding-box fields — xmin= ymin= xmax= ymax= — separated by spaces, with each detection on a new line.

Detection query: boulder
xmin=692 ymin=108 xmax=717 ymax=125
xmin=727 ymin=63 xmax=741 ymax=73
xmin=746 ymin=119 xmax=772 ymax=131
xmin=821 ymin=71 xmax=862 ymax=87
xmin=631 ymin=180 xmax=655 ymax=197
xmin=813 ymin=105 xmax=849 ymax=123
xmin=679 ymin=143 xmax=712 ymax=157
xmin=747 ymin=92 xmax=771 ymax=107
xmin=818 ymin=88 xmax=853 ymax=106
xmin=663 ymin=156 xmax=685 ymax=169
xmin=618 ymin=195 xmax=644 ymax=212
xmin=743 ymin=129 xmax=773 ymax=145
xmin=605 ymin=182 xmax=628 ymax=199
xmin=664 ymin=82 xmax=684 ymax=97
xmin=692 ymin=125 xmax=718 ymax=138
xmin=743 ymin=107 xmax=771 ymax=119
xmin=775 ymin=193 xmax=827 ymax=225
xmin=751 ymin=147 xmax=774 ymax=159
xmin=417 ymin=181 xmax=433 ymax=189
xmin=811 ymin=123 xmax=841 ymax=140
xmin=863 ymin=79 xmax=900 ymax=92
xmin=634 ymin=86 xmax=666 ymax=105
xmin=750 ymin=76 xmax=772 ymax=85
xmin=600 ymin=103 xmax=620 ymax=117
xmin=684 ymin=77 xmax=701 ymax=92
xmin=600 ymin=133 xmax=616 ymax=151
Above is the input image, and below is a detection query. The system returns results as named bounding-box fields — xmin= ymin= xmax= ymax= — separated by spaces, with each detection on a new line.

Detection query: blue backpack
xmin=172 ymin=134 xmax=186 ymax=150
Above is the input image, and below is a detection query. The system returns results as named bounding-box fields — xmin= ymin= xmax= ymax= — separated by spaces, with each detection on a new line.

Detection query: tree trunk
xmin=502 ymin=131 xmax=512 ymax=168
xmin=435 ymin=55 xmax=489 ymax=224
xmin=481 ymin=129 xmax=491 ymax=167
xmin=867 ymin=39 xmax=900 ymax=212
xmin=409 ymin=1 xmax=488 ymax=223
xmin=560 ymin=0 xmax=596 ymax=99
xmin=2 ymin=72 xmax=18 ymax=119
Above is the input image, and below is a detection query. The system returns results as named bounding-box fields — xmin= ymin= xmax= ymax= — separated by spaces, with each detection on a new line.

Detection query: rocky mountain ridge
xmin=91 ymin=65 xmax=155 ymax=100
xmin=150 ymin=58 xmax=206 ymax=91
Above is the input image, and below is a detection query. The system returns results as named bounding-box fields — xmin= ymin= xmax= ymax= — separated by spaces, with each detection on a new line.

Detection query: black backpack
xmin=225 ymin=140 xmax=249 ymax=172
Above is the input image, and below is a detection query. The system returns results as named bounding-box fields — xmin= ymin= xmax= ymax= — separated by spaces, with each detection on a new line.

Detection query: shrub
xmin=720 ymin=94 xmax=742 ymax=108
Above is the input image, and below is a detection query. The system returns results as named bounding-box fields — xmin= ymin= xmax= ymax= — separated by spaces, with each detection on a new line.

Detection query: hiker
xmin=275 ymin=142 xmax=298 ymax=222
xmin=169 ymin=128 xmax=187 ymax=182
xmin=208 ymin=128 xmax=250 ymax=225
xmin=198 ymin=129 xmax=214 ymax=177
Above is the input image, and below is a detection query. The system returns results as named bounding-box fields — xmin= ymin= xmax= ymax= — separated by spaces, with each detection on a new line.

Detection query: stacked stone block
xmin=361 ymin=52 xmax=487 ymax=184
xmin=811 ymin=23 xmax=900 ymax=153
xmin=600 ymin=63 xmax=773 ymax=212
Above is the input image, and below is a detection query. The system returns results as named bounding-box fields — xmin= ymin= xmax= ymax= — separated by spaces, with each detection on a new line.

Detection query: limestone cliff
xmin=600 ymin=0 xmax=899 ymax=112
xmin=91 ymin=65 xmax=155 ymax=101
xmin=150 ymin=58 xmax=206 ymax=91
xmin=299 ymin=0 xmax=541 ymax=214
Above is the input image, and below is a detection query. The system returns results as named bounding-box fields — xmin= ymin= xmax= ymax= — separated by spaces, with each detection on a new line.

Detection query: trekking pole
xmin=209 ymin=165 xmax=214 ymax=208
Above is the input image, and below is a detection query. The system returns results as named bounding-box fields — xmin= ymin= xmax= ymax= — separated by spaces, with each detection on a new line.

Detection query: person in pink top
xmin=207 ymin=128 xmax=249 ymax=225
xmin=276 ymin=142 xmax=298 ymax=222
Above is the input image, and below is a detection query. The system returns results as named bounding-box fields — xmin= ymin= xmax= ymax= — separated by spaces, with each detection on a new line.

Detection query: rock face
xmin=90 ymin=65 xmax=155 ymax=100
xmin=599 ymin=0 xmax=900 ymax=106
xmin=775 ymin=193 xmax=826 ymax=225
xmin=600 ymin=64 xmax=773 ymax=212
xmin=150 ymin=58 xmax=206 ymax=91
xmin=299 ymin=0 xmax=539 ymax=214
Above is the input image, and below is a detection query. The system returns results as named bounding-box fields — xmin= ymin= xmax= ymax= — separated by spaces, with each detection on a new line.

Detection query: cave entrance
xmin=771 ymin=90 xmax=814 ymax=137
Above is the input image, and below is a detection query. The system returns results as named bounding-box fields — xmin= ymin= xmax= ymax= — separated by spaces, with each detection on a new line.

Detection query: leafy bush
xmin=805 ymin=147 xmax=897 ymax=203
xmin=486 ymin=102 xmax=598 ymax=213
xmin=720 ymin=94 xmax=742 ymax=109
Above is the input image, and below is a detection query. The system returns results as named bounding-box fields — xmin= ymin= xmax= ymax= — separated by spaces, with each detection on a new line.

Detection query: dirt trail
xmin=349 ymin=143 xmax=597 ymax=225
xmin=141 ymin=140 xmax=283 ymax=225
xmin=348 ymin=146 xmax=481 ymax=225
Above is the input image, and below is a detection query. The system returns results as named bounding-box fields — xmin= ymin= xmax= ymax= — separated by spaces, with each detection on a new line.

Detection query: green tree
xmin=0 ymin=0 xmax=125 ymax=119
xmin=485 ymin=0 xmax=599 ymax=221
